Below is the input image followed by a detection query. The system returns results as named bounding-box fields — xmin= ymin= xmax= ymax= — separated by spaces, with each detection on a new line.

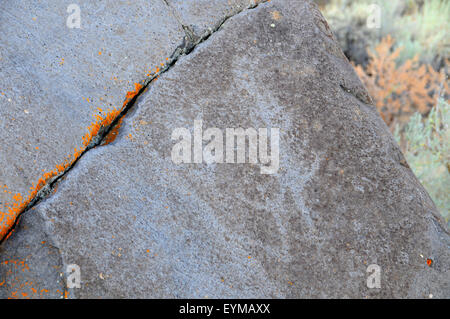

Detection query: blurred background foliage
xmin=394 ymin=98 xmax=449 ymax=221
xmin=316 ymin=0 xmax=449 ymax=223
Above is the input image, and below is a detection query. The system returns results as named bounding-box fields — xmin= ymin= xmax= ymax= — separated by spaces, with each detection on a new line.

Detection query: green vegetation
xmin=318 ymin=0 xmax=449 ymax=222
xmin=395 ymin=98 xmax=449 ymax=222
xmin=319 ymin=0 xmax=450 ymax=67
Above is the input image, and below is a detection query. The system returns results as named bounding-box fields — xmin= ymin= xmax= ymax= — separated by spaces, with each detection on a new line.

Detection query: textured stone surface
xmin=0 ymin=209 xmax=65 ymax=299
xmin=0 ymin=0 xmax=183 ymax=207
xmin=1 ymin=0 xmax=449 ymax=298
xmin=166 ymin=0 xmax=263 ymax=35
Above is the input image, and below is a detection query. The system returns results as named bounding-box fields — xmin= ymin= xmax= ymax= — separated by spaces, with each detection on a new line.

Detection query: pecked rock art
xmin=0 ymin=0 xmax=448 ymax=298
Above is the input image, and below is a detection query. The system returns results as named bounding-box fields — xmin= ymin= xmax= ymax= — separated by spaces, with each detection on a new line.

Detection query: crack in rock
xmin=0 ymin=0 xmax=270 ymax=245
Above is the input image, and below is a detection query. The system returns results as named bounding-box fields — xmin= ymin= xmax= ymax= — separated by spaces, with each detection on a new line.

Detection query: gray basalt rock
xmin=0 ymin=0 xmax=184 ymax=208
xmin=0 ymin=207 xmax=65 ymax=299
xmin=1 ymin=0 xmax=449 ymax=298
xmin=165 ymin=0 xmax=265 ymax=36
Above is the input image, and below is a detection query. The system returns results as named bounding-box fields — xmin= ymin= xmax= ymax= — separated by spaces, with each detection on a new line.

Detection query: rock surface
xmin=1 ymin=0 xmax=449 ymax=298
xmin=0 ymin=0 xmax=183 ymax=210
xmin=0 ymin=0 xmax=263 ymax=298
xmin=166 ymin=0 xmax=263 ymax=35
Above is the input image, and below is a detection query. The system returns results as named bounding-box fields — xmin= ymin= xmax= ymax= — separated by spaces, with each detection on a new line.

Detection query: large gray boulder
xmin=1 ymin=0 xmax=449 ymax=298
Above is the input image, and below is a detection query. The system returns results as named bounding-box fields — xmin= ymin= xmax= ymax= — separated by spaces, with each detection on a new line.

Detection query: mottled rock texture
xmin=1 ymin=0 xmax=449 ymax=298
xmin=0 ymin=0 xmax=183 ymax=207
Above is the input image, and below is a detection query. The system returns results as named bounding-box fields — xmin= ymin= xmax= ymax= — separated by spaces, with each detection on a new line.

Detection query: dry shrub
xmin=354 ymin=35 xmax=449 ymax=128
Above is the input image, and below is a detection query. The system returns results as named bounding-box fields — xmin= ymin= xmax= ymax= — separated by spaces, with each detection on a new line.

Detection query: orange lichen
xmin=103 ymin=117 xmax=123 ymax=145
xmin=82 ymin=107 xmax=122 ymax=147
xmin=0 ymin=82 xmax=145 ymax=242
xmin=122 ymin=82 xmax=143 ymax=107
xmin=0 ymin=258 xmax=52 ymax=299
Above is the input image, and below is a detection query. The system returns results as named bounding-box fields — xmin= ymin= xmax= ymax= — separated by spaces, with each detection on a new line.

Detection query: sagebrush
xmin=395 ymin=98 xmax=449 ymax=222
